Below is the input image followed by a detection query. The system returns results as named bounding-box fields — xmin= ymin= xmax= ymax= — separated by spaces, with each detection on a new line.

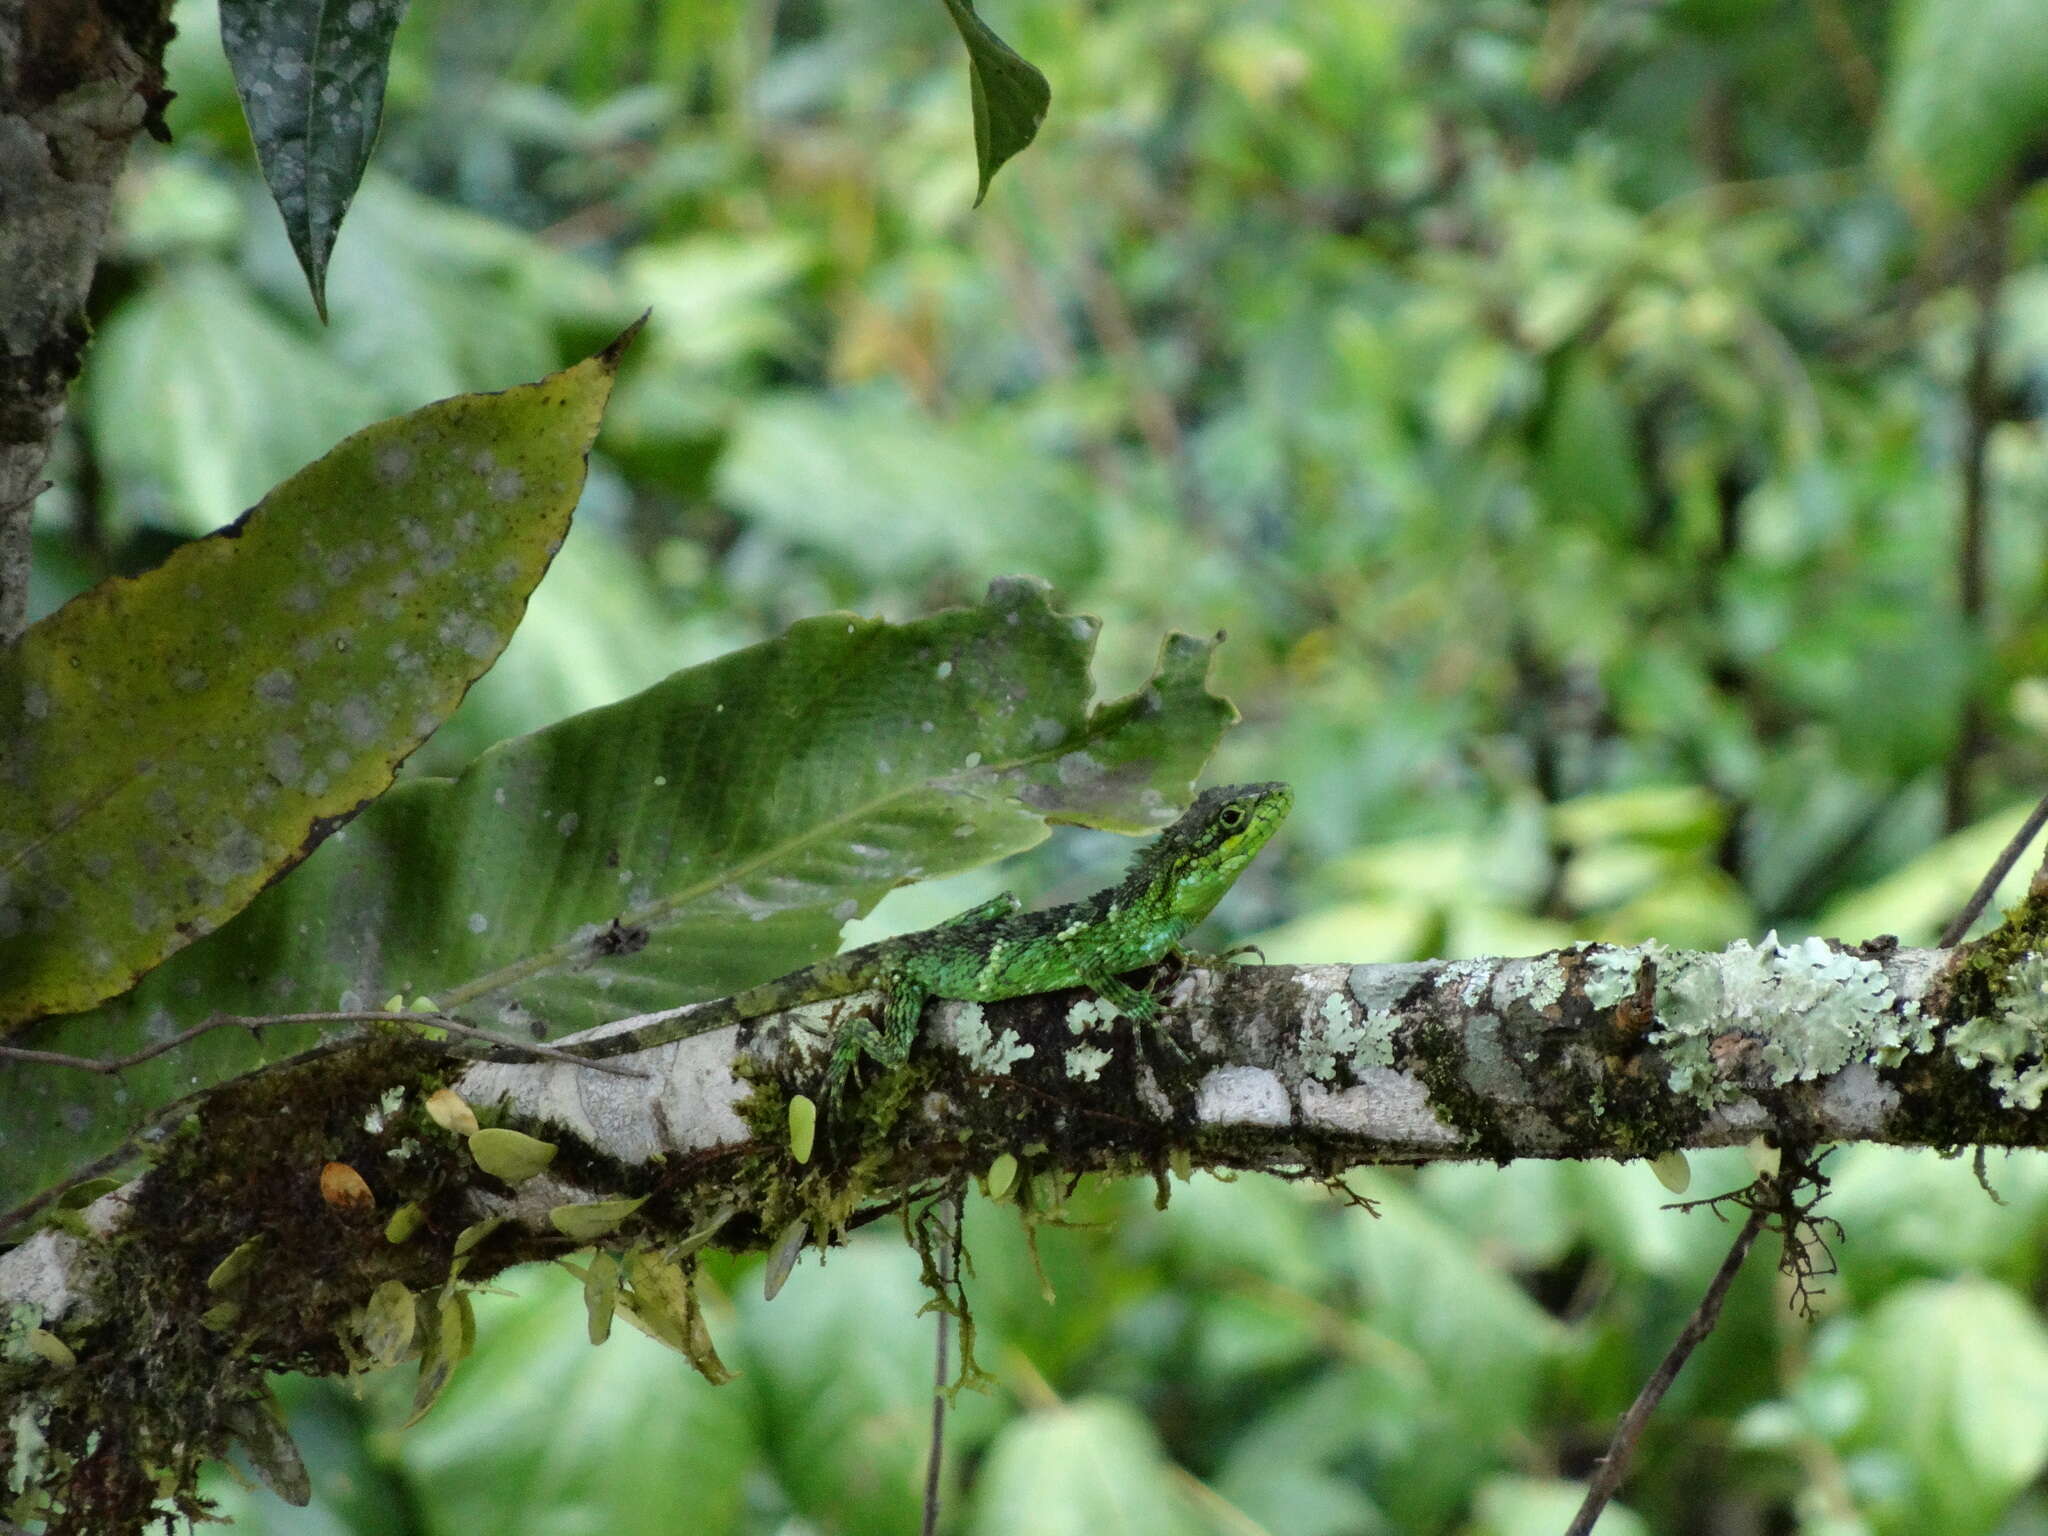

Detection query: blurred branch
xmin=1567 ymin=1141 xmax=1839 ymax=1534
xmin=1805 ymin=0 xmax=1880 ymax=129
xmin=1945 ymin=201 xmax=2011 ymax=831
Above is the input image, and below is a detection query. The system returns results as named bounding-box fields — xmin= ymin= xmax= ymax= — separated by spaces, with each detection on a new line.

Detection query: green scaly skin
xmin=527 ymin=782 xmax=1292 ymax=1099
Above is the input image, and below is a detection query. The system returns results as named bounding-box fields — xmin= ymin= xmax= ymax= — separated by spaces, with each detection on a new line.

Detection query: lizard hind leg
xmin=823 ymin=976 xmax=930 ymax=1103
xmin=1082 ymin=968 xmax=1162 ymax=1026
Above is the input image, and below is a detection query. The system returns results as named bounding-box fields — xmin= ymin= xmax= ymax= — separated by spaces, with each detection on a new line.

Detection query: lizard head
xmin=1125 ymin=781 xmax=1292 ymax=925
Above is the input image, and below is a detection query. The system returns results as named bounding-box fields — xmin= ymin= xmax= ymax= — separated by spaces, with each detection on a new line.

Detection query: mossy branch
xmin=9 ymin=913 xmax=2048 ymax=1532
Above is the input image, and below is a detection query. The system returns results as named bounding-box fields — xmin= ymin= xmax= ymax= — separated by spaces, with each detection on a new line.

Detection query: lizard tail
xmin=541 ymin=951 xmax=874 ymax=1062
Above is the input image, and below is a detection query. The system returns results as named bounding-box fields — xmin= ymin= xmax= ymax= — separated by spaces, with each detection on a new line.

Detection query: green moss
xmin=1412 ymin=1019 xmax=1517 ymax=1163
xmin=1938 ymin=886 xmax=2048 ymax=1022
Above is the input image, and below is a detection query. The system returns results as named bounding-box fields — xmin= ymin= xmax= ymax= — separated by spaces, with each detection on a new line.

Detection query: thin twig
xmin=0 ymin=1010 xmax=646 ymax=1078
xmin=1564 ymin=1203 xmax=1770 ymax=1536
xmin=921 ymin=1192 xmax=963 ymax=1536
xmin=1939 ymin=789 xmax=2048 ymax=947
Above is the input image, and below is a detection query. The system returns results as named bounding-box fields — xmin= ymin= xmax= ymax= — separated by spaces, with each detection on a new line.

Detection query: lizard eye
xmin=1219 ymin=804 xmax=1246 ymax=830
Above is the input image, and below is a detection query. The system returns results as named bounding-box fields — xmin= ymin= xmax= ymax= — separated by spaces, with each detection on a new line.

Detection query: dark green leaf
xmin=938 ymin=0 xmax=1050 ymax=205
xmin=219 ymin=0 xmax=410 ymax=319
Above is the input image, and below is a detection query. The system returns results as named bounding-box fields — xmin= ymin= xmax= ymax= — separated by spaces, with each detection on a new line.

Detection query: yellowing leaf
xmin=424 ymin=1088 xmax=479 ymax=1136
xmin=0 ymin=330 xmax=632 ymax=1027
xmin=583 ymin=1249 xmax=620 ymax=1345
xmin=384 ymin=1201 xmax=425 ymax=1244
xmin=1650 ymin=1151 xmax=1692 ymax=1194
xmin=206 ymin=1235 xmax=266 ymax=1293
xmin=361 ymin=1280 xmax=417 ymax=1369
xmin=319 ymin=1161 xmax=375 ymax=1212
xmin=984 ymin=1152 xmax=1018 ymax=1201
xmin=25 ymin=1328 xmax=75 ymax=1369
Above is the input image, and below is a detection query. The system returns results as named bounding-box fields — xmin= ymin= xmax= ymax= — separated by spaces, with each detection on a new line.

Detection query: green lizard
xmin=525 ymin=781 xmax=1292 ymax=1098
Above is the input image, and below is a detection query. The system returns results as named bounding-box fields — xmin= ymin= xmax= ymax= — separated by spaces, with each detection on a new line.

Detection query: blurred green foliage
xmin=34 ymin=0 xmax=2048 ymax=1529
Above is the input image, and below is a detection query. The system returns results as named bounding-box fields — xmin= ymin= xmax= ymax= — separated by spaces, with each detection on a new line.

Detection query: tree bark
xmin=0 ymin=0 xmax=175 ymax=640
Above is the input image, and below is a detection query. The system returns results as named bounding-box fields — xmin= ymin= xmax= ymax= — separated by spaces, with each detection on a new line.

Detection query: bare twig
xmin=1565 ymin=1202 xmax=1770 ymax=1536
xmin=1939 ymin=789 xmax=2048 ymax=946
xmin=0 ymin=1010 xmax=646 ymax=1078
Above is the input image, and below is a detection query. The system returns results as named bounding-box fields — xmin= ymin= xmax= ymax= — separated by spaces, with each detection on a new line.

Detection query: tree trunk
xmin=0 ymin=0 xmax=175 ymax=640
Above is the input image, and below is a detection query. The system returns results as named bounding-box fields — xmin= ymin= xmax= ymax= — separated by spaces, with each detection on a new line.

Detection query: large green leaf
xmin=0 ymin=335 xmax=626 ymax=1031
xmin=396 ymin=1269 xmax=756 ymax=1535
xmin=1879 ymin=0 xmax=2048 ymax=213
xmin=220 ymin=0 xmax=411 ymax=320
xmin=201 ymin=1268 xmax=757 ymax=1534
xmin=2 ymin=580 xmax=1233 ymax=1219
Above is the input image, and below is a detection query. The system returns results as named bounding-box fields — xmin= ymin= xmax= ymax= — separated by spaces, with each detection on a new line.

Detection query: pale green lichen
xmin=1444 ymin=961 xmax=1492 ymax=1007
xmin=955 ymin=1002 xmax=1034 ymax=1075
xmin=1649 ymin=932 xmax=1921 ymax=1101
xmin=1585 ymin=943 xmax=1661 ymax=1010
xmin=1300 ymin=991 xmax=1398 ymax=1082
xmin=1065 ymin=998 xmax=1119 ymax=1034
xmin=1948 ymin=952 xmax=2048 ymax=1110
xmin=1515 ymin=954 xmax=1568 ymax=1010
xmin=1065 ymin=1043 xmax=1114 ymax=1082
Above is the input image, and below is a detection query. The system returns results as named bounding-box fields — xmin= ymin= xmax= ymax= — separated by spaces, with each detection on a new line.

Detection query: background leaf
xmin=0 ymin=336 xmax=624 ymax=1030
xmin=1879 ymin=0 xmax=2048 ymax=213
xmin=1810 ymin=1278 xmax=2048 ymax=1535
xmin=220 ymin=0 xmax=411 ymax=319
xmin=970 ymin=1398 xmax=1205 ymax=1536
xmin=84 ymin=261 xmax=385 ymax=536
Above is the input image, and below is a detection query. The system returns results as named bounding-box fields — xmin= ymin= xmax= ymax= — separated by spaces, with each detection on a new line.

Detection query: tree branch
xmin=7 ymin=929 xmax=2047 ymax=1531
